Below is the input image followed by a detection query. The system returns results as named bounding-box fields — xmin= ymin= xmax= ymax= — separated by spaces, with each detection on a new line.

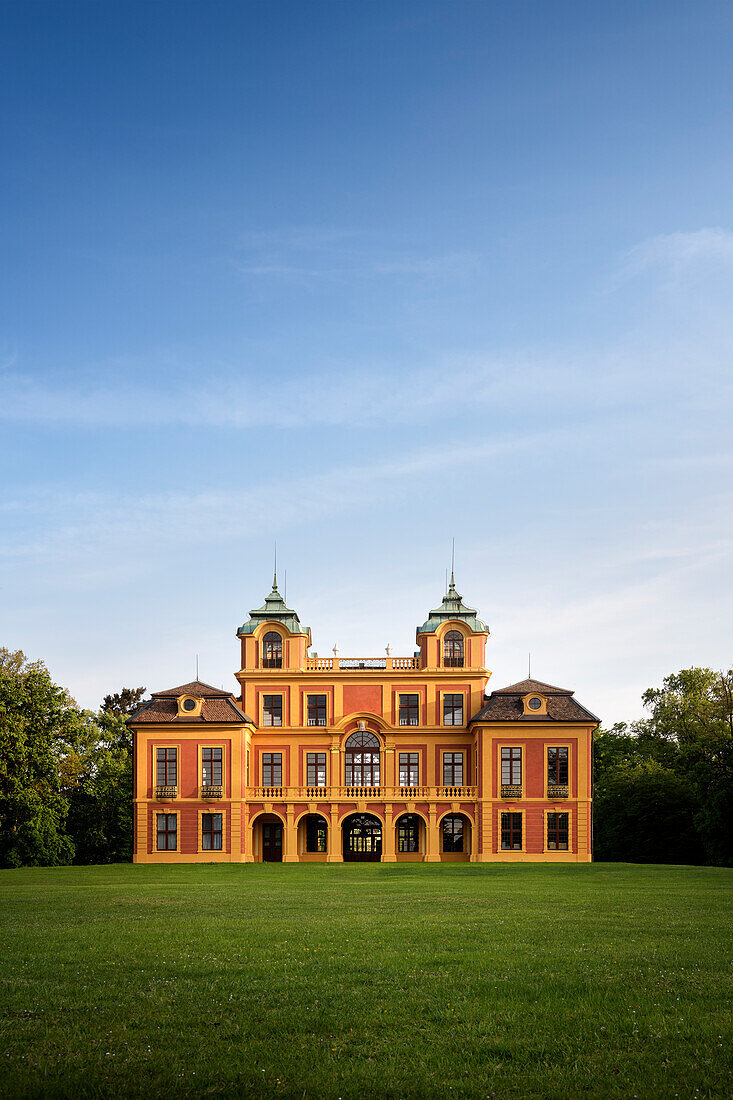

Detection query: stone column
xmin=283 ymin=807 xmax=298 ymax=862
xmin=382 ymin=805 xmax=396 ymax=862
xmin=327 ymin=804 xmax=342 ymax=862
xmin=425 ymin=806 xmax=440 ymax=862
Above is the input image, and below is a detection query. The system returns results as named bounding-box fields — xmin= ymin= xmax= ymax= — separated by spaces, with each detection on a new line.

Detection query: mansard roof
xmin=470 ymin=677 xmax=599 ymax=723
xmin=417 ymin=573 xmax=489 ymax=635
xmin=129 ymin=680 xmax=252 ymax=724
xmin=237 ymin=576 xmax=310 ymax=637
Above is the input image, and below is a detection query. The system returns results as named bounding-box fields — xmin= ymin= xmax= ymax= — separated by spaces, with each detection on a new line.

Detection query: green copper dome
xmin=237 ymin=576 xmax=310 ymax=637
xmin=417 ymin=574 xmax=488 ymax=635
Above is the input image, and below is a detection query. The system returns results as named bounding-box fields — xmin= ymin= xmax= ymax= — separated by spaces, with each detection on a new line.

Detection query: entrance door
xmin=343 ymin=814 xmax=382 ymax=862
xmin=262 ymin=823 xmax=283 ymax=862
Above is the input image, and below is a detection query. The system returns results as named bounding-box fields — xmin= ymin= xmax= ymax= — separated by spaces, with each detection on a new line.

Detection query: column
xmin=327 ymin=804 xmax=342 ymax=862
xmin=382 ymin=806 xmax=396 ymax=862
xmin=425 ymin=806 xmax=440 ymax=862
xmin=283 ymin=806 xmax=298 ymax=862
xmin=242 ymin=807 xmax=254 ymax=863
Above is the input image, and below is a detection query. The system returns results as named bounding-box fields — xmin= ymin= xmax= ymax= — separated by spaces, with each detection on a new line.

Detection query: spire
xmin=416 ymin=572 xmax=489 ymax=636
xmin=236 ymin=576 xmax=310 ymax=637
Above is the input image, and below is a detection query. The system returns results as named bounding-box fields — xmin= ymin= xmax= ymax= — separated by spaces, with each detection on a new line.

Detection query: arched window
xmin=262 ymin=631 xmax=283 ymax=668
xmin=442 ymin=814 xmax=465 ymax=853
xmin=397 ymin=814 xmax=421 ymax=853
xmin=443 ymin=630 xmax=464 ymax=667
xmin=344 ymin=730 xmax=380 ymax=787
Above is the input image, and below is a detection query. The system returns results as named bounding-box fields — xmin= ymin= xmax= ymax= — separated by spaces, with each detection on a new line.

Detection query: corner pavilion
xmin=129 ymin=576 xmax=598 ymax=863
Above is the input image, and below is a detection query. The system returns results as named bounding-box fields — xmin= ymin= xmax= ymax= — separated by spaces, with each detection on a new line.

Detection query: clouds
xmin=619 ymin=227 xmax=733 ymax=280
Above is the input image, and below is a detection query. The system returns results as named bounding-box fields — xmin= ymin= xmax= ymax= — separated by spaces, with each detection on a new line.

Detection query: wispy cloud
xmin=0 ymin=430 xmax=560 ymax=569
xmin=619 ymin=227 xmax=733 ymax=279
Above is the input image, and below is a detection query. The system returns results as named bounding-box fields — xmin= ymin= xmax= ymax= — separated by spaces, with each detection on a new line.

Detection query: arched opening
xmin=396 ymin=813 xmax=423 ymax=861
xmin=298 ymin=813 xmax=328 ymax=861
xmin=344 ymin=730 xmax=381 ymax=789
xmin=262 ymin=631 xmax=283 ymax=669
xmin=342 ymin=813 xmax=382 ymax=862
xmin=253 ymin=813 xmax=284 ymax=862
xmin=440 ymin=813 xmax=471 ymax=861
xmin=443 ymin=630 xmax=464 ymax=668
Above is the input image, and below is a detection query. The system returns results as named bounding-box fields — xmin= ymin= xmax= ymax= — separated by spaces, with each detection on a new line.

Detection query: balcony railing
xmin=155 ymin=785 xmax=178 ymax=800
xmin=501 ymin=784 xmax=523 ymax=799
xmin=201 ymin=785 xmax=224 ymax=800
xmin=303 ymin=656 xmax=420 ymax=671
xmin=246 ymin=785 xmax=478 ymax=801
xmin=547 ymin=784 xmax=569 ymax=799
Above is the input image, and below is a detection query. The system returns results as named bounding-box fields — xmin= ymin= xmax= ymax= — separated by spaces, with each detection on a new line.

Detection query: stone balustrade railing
xmin=245 ymin=785 xmax=478 ymax=801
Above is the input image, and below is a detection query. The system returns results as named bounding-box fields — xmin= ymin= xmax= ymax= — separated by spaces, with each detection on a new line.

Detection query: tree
xmin=0 ymin=649 xmax=75 ymax=867
xmin=594 ymin=668 xmax=733 ymax=866
xmin=594 ymin=760 xmax=702 ymax=864
xmin=101 ymin=687 xmax=146 ymax=718
xmin=61 ymin=688 xmax=145 ymax=864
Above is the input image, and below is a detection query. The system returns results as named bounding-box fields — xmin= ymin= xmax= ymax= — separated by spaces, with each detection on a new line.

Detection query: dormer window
xmin=443 ymin=630 xmax=464 ymax=668
xmin=177 ymin=695 xmax=203 ymax=717
xmin=262 ymin=632 xmax=283 ymax=669
xmin=522 ymin=693 xmax=547 ymax=716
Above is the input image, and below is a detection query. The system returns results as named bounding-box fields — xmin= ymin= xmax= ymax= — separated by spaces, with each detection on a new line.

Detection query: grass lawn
xmin=0 ymin=863 xmax=731 ymax=1098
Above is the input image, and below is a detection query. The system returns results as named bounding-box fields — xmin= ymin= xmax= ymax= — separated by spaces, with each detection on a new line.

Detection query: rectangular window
xmin=398 ymin=752 xmax=419 ymax=786
xmin=307 ymin=695 xmax=327 ymax=726
xmin=547 ymin=812 xmax=569 ymax=851
xmin=442 ymin=752 xmax=464 ymax=786
xmin=547 ymin=747 xmax=569 ymax=786
xmin=262 ymin=695 xmax=282 ymax=727
xmin=156 ymin=812 xmax=177 ymax=851
xmin=156 ymin=747 xmax=177 ymax=786
xmin=501 ymin=812 xmax=522 ymax=851
xmin=202 ymin=812 xmax=223 ymax=851
xmin=501 ymin=747 xmax=522 ymax=786
xmin=306 ymin=752 xmax=327 ymax=786
xmin=201 ymin=747 xmax=222 ymax=786
xmin=443 ymin=693 xmax=464 ymax=726
xmin=442 ymin=815 xmax=464 ymax=852
xmin=398 ymin=694 xmax=419 ymax=726
xmin=262 ymin=752 xmax=282 ymax=786
xmin=398 ymin=816 xmax=420 ymax=852
xmin=306 ymin=816 xmax=327 ymax=852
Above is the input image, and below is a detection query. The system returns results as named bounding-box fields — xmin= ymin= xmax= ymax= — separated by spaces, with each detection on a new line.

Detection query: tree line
xmin=1 ymin=646 xmax=731 ymax=867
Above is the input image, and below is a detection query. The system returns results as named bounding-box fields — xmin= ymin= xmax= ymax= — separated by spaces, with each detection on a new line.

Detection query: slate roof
xmin=128 ymin=680 xmax=253 ymax=725
xmin=470 ymin=677 xmax=599 ymax=724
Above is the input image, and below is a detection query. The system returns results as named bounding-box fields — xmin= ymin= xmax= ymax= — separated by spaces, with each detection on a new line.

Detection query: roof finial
xmin=450 ymin=537 xmax=455 ymax=586
xmin=196 ymin=654 xmax=199 ymax=680
xmin=273 ymin=541 xmax=278 ymax=589
xmin=528 ymin=651 xmax=531 ymax=679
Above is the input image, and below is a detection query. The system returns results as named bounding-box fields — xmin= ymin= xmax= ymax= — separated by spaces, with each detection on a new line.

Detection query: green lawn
xmin=0 ymin=864 xmax=731 ymax=1098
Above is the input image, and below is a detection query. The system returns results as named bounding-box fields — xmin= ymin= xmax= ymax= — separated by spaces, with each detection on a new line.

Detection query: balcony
xmin=547 ymin=784 xmax=569 ymax=799
xmin=501 ymin=784 xmax=522 ymax=799
xmin=201 ymin=785 xmax=223 ymax=800
xmin=246 ymin=785 xmax=477 ymax=801
xmin=303 ymin=656 xmax=420 ymax=671
xmin=155 ymin=785 xmax=177 ymax=800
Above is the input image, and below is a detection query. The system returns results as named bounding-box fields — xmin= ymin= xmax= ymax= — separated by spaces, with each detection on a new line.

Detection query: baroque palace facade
xmin=129 ymin=576 xmax=599 ymax=863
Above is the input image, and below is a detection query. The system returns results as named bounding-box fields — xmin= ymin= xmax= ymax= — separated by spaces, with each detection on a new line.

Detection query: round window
xmin=182 ymin=698 xmax=197 ymax=711
xmin=528 ymin=697 xmax=542 ymax=710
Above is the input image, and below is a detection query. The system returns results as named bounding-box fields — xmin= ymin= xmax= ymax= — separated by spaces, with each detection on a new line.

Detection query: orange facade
xmin=130 ymin=576 xmax=598 ymax=863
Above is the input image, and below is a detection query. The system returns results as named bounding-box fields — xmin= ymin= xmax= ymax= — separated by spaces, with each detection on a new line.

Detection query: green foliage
xmin=60 ymin=691 xmax=143 ymax=864
xmin=594 ymin=667 xmax=733 ymax=866
xmin=0 ymin=648 xmax=75 ymax=868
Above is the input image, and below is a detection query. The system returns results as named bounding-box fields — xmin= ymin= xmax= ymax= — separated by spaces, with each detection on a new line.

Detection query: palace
xmin=129 ymin=575 xmax=598 ymax=863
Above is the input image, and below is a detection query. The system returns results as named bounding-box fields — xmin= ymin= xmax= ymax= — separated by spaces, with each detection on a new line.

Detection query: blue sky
xmin=2 ymin=1 xmax=732 ymax=722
